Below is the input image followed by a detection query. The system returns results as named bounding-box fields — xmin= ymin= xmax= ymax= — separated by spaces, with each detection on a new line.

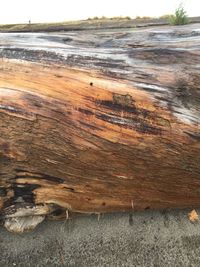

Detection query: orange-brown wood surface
xmin=0 ymin=24 xmax=200 ymax=231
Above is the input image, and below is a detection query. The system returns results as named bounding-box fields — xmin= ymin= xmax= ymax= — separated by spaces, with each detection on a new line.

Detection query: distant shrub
xmin=159 ymin=14 xmax=172 ymax=19
xmin=142 ymin=16 xmax=153 ymax=20
xmin=87 ymin=16 xmax=131 ymax=21
xmin=170 ymin=4 xmax=189 ymax=25
xmin=135 ymin=16 xmax=154 ymax=20
xmin=87 ymin=17 xmax=99 ymax=20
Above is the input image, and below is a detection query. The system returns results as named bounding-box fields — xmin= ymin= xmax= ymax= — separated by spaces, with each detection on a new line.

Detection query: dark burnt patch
xmin=15 ymin=169 xmax=64 ymax=183
xmin=2 ymin=183 xmax=40 ymax=210
xmin=91 ymin=93 xmax=163 ymax=134
xmin=94 ymin=60 xmax=126 ymax=69
xmin=65 ymin=54 xmax=127 ymax=70
xmin=173 ymin=78 xmax=200 ymax=110
xmin=49 ymin=207 xmax=66 ymax=218
xmin=23 ymin=93 xmax=44 ymax=108
xmin=0 ymin=187 xmax=7 ymax=197
xmin=12 ymin=183 xmax=40 ymax=204
xmin=185 ymin=131 xmax=200 ymax=141
xmin=39 ymin=35 xmax=73 ymax=44
xmin=78 ymin=108 xmax=94 ymax=116
xmin=163 ymin=78 xmax=200 ymax=124
xmin=0 ymin=103 xmax=34 ymax=118
xmin=96 ymin=99 xmax=136 ymax=113
xmin=0 ymin=155 xmax=12 ymax=164
xmin=96 ymin=113 xmax=162 ymax=135
xmin=78 ymin=121 xmax=102 ymax=131
xmin=22 ymin=93 xmax=72 ymax=118
xmin=0 ymin=47 xmax=65 ymax=65
xmin=165 ymin=30 xmax=200 ymax=38
xmin=96 ymin=94 xmax=138 ymax=114
xmin=63 ymin=37 xmax=73 ymax=43
xmin=129 ymin=48 xmax=199 ymax=65
xmin=63 ymin=186 xmax=75 ymax=192
xmin=96 ymin=95 xmax=157 ymax=122
xmin=55 ymin=74 xmax=63 ymax=78
xmin=35 ymin=173 xmax=64 ymax=184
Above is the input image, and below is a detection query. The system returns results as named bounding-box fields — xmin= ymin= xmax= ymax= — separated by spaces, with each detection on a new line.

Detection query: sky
xmin=0 ymin=0 xmax=199 ymax=24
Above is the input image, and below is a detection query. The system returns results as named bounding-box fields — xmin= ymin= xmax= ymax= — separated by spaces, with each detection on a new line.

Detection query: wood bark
xmin=0 ymin=23 xmax=199 ymax=231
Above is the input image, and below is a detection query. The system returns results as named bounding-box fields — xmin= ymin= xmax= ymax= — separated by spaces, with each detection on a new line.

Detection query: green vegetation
xmin=169 ymin=4 xmax=189 ymax=25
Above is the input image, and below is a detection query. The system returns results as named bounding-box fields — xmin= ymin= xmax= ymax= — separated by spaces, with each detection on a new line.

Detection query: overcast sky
xmin=0 ymin=0 xmax=199 ymax=24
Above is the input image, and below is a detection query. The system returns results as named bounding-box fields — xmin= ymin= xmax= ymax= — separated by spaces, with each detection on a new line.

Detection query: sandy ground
xmin=1 ymin=208 xmax=200 ymax=267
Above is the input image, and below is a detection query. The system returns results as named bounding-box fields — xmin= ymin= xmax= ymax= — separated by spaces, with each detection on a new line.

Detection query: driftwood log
xmin=0 ymin=23 xmax=200 ymax=232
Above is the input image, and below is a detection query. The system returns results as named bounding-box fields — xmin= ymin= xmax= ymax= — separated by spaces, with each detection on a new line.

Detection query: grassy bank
xmin=0 ymin=16 xmax=199 ymax=33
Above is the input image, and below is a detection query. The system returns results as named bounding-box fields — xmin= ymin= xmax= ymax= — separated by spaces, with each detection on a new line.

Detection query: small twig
xmin=66 ymin=210 xmax=69 ymax=220
xmin=131 ymin=200 xmax=134 ymax=209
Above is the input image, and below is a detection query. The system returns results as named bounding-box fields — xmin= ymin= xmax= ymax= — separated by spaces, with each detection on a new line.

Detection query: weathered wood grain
xmin=0 ymin=23 xmax=199 ymax=232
